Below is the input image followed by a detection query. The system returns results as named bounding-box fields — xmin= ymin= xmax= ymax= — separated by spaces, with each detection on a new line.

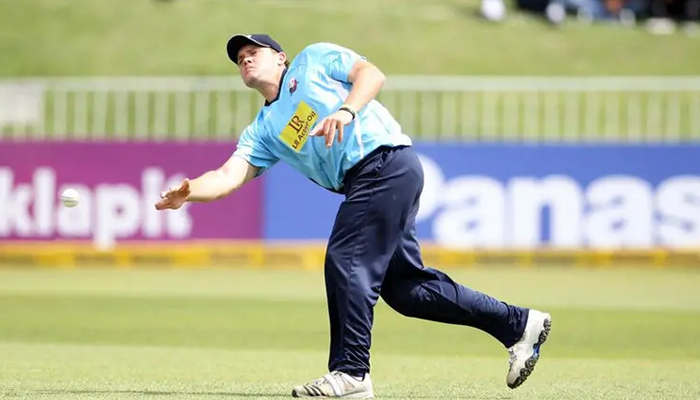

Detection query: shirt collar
xmin=264 ymin=67 xmax=288 ymax=107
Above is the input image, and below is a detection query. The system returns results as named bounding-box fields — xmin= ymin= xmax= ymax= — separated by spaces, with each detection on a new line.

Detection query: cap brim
xmin=226 ymin=35 xmax=271 ymax=65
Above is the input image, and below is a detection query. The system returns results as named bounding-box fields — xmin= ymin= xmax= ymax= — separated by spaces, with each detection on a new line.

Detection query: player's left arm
xmin=309 ymin=43 xmax=386 ymax=147
xmin=342 ymin=60 xmax=386 ymax=116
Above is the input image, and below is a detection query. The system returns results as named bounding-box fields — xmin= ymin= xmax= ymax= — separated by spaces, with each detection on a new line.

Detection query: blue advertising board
xmin=263 ymin=144 xmax=700 ymax=249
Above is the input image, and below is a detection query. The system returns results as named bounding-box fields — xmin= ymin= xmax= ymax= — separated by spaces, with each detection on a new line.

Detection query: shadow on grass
xmin=8 ymin=388 xmax=515 ymax=399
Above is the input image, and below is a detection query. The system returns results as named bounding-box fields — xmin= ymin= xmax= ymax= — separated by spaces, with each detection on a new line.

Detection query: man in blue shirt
xmin=156 ymin=34 xmax=552 ymax=399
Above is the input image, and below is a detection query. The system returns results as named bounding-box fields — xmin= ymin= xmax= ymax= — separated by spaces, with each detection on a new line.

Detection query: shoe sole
xmin=291 ymin=389 xmax=374 ymax=399
xmin=508 ymin=316 xmax=552 ymax=389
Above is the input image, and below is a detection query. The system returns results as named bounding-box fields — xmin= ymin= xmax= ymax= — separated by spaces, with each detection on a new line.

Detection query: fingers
xmin=160 ymin=186 xmax=176 ymax=200
xmin=155 ymin=197 xmax=174 ymax=210
xmin=310 ymin=117 xmax=328 ymax=137
xmin=155 ymin=194 xmax=183 ymax=211
xmin=155 ymin=179 xmax=189 ymax=210
xmin=155 ymin=188 xmax=176 ymax=209
xmin=310 ymin=112 xmax=349 ymax=146
xmin=325 ymin=119 xmax=337 ymax=148
xmin=160 ymin=179 xmax=188 ymax=198
xmin=310 ymin=121 xmax=323 ymax=137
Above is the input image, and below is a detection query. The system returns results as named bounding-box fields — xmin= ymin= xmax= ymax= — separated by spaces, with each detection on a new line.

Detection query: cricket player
xmin=155 ymin=34 xmax=552 ymax=399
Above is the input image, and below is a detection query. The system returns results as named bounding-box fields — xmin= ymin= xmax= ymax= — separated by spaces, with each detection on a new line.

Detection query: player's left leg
xmin=379 ymin=188 xmax=551 ymax=389
xmin=381 ymin=226 xmax=552 ymax=389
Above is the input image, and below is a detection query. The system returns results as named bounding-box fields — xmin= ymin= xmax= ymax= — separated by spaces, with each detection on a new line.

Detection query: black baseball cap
xmin=226 ymin=34 xmax=284 ymax=65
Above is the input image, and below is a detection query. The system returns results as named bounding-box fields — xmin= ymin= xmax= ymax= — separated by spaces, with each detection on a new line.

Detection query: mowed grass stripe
xmin=0 ymin=343 xmax=699 ymax=400
xmin=1 ymin=268 xmax=699 ymax=311
xmin=0 ymin=294 xmax=698 ymax=360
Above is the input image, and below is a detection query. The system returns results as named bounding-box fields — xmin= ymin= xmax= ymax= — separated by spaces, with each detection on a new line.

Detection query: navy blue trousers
xmin=324 ymin=145 xmax=529 ymax=377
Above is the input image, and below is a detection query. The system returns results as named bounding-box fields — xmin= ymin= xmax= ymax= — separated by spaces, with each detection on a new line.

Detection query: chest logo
xmin=288 ymin=78 xmax=298 ymax=94
xmin=279 ymin=100 xmax=318 ymax=152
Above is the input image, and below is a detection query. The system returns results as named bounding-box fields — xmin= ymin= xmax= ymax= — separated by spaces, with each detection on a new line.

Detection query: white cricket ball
xmin=481 ymin=0 xmax=507 ymax=21
xmin=60 ymin=188 xmax=80 ymax=208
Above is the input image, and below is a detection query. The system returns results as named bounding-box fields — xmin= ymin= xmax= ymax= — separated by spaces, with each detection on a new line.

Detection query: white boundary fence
xmin=1 ymin=76 xmax=699 ymax=142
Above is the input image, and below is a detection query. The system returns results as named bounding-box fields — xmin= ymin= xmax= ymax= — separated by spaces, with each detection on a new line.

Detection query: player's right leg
xmin=379 ymin=196 xmax=552 ymax=389
xmin=292 ymin=145 xmax=423 ymax=398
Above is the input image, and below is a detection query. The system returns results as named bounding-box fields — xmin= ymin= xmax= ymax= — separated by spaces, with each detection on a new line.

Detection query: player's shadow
xmin=382 ymin=395 xmax=513 ymax=399
xmin=28 ymin=389 xmax=291 ymax=397
xmin=28 ymin=389 xmax=513 ymax=399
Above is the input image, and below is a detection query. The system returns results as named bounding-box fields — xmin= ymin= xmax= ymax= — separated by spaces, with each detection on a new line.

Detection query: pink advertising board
xmin=0 ymin=141 xmax=262 ymax=248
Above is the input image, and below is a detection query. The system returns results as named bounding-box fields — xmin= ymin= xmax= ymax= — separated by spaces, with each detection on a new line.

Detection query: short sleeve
xmin=233 ymin=124 xmax=279 ymax=176
xmin=307 ymin=42 xmax=366 ymax=83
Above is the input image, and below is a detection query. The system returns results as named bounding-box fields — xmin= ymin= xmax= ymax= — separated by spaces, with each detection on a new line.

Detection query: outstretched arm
xmin=155 ymin=155 xmax=259 ymax=210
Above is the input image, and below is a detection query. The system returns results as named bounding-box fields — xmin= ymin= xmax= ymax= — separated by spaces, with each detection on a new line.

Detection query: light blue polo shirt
xmin=233 ymin=42 xmax=412 ymax=192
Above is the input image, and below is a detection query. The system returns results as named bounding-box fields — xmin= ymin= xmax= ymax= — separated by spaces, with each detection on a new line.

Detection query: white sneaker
xmin=292 ymin=371 xmax=374 ymax=398
xmin=506 ymin=310 xmax=552 ymax=389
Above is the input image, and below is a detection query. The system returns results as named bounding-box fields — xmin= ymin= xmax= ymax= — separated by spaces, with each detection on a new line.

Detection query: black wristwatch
xmin=339 ymin=105 xmax=357 ymax=120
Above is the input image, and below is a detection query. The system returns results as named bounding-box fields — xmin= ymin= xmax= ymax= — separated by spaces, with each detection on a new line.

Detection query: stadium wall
xmin=1 ymin=141 xmax=699 ymax=268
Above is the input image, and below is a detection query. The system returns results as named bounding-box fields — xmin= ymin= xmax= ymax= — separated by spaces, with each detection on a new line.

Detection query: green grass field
xmin=1 ymin=0 xmax=699 ymax=77
xmin=0 ymin=266 xmax=699 ymax=399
